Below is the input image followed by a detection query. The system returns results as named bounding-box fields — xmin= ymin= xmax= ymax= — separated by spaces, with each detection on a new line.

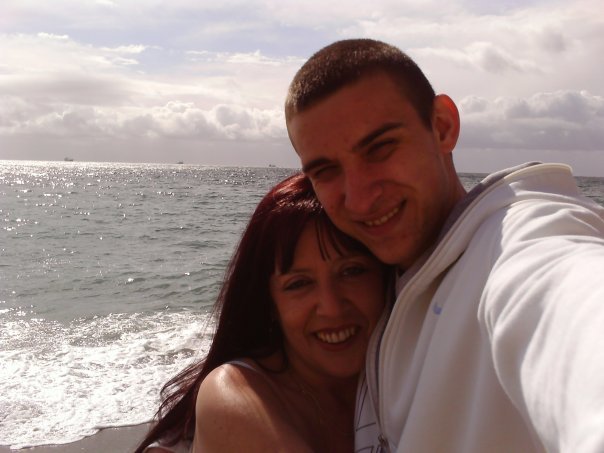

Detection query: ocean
xmin=1 ymin=160 xmax=603 ymax=449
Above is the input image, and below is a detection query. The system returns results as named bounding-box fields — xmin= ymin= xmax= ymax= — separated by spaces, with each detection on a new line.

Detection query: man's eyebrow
xmin=302 ymin=157 xmax=331 ymax=175
xmin=353 ymin=122 xmax=404 ymax=151
xmin=301 ymin=122 xmax=404 ymax=175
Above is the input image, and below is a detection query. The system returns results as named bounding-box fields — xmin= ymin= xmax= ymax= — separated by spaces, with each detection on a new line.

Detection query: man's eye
xmin=366 ymin=140 xmax=396 ymax=161
xmin=311 ymin=165 xmax=339 ymax=182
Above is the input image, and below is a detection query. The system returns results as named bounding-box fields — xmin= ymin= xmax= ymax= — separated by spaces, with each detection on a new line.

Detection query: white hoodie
xmin=355 ymin=163 xmax=604 ymax=453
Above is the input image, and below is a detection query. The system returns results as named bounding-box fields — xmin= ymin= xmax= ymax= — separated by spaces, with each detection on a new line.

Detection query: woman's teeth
xmin=316 ymin=327 xmax=357 ymax=344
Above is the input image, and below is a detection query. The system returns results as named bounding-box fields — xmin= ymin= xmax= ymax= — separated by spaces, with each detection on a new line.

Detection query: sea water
xmin=0 ymin=161 xmax=296 ymax=449
xmin=0 ymin=161 xmax=602 ymax=449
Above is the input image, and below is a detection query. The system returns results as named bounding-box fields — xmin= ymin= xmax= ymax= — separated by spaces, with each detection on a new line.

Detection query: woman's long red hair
xmin=134 ymin=173 xmax=373 ymax=452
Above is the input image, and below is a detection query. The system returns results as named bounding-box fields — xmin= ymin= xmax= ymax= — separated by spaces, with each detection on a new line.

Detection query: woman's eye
xmin=283 ymin=278 xmax=311 ymax=291
xmin=341 ymin=265 xmax=367 ymax=277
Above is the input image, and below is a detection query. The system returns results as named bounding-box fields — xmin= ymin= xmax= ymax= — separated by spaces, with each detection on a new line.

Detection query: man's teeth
xmin=365 ymin=207 xmax=400 ymax=227
xmin=316 ymin=327 xmax=357 ymax=344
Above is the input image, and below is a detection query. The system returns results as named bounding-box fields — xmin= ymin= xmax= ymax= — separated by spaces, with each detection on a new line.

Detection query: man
xmin=285 ymin=39 xmax=604 ymax=452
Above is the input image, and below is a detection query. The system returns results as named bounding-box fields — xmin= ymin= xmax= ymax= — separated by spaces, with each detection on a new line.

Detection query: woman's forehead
xmin=275 ymin=222 xmax=368 ymax=273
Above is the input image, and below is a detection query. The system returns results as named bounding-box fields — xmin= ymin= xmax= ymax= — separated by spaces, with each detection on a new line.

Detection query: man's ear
xmin=432 ymin=94 xmax=460 ymax=155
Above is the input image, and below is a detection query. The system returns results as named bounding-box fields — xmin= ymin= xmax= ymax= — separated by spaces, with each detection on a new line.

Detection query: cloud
xmin=469 ymin=42 xmax=540 ymax=74
xmin=459 ymin=90 xmax=604 ymax=151
xmin=1 ymin=0 xmax=602 ymax=173
xmin=418 ymin=42 xmax=542 ymax=75
xmin=135 ymin=102 xmax=285 ymax=140
xmin=536 ymin=27 xmax=569 ymax=53
xmin=0 ymin=32 xmax=146 ymax=75
xmin=0 ymin=97 xmax=286 ymax=141
xmin=341 ymin=0 xmax=602 ymax=94
xmin=37 ymin=32 xmax=69 ymax=40
xmin=0 ymin=33 xmax=296 ymax=142
xmin=186 ymin=49 xmax=304 ymax=67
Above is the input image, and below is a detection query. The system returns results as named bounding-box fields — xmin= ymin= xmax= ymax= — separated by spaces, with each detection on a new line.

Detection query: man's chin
xmin=367 ymin=244 xmax=404 ymax=266
xmin=368 ymin=238 xmax=420 ymax=268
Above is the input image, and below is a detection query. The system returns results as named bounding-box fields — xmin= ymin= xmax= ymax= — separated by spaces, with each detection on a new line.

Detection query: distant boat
xmin=268 ymin=164 xmax=276 ymax=168
xmin=64 ymin=157 xmax=74 ymax=162
xmin=177 ymin=161 xmax=184 ymax=164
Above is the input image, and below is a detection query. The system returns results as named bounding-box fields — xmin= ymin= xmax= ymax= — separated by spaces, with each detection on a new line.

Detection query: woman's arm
xmin=192 ymin=364 xmax=313 ymax=453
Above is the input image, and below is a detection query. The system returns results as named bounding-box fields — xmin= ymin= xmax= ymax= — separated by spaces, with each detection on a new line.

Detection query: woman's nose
xmin=315 ymin=281 xmax=347 ymax=317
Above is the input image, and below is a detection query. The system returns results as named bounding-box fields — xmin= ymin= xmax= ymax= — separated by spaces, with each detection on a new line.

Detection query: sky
xmin=1 ymin=0 xmax=603 ymax=176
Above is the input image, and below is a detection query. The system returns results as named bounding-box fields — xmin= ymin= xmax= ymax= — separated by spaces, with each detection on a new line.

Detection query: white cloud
xmin=418 ymin=42 xmax=542 ymax=75
xmin=0 ymin=0 xmax=602 ymax=172
xmin=459 ymin=90 xmax=604 ymax=151
xmin=342 ymin=0 xmax=602 ymax=97
xmin=186 ymin=49 xmax=303 ymax=67
xmin=0 ymin=33 xmax=143 ymax=75
xmin=37 ymin=33 xmax=70 ymax=40
xmin=0 ymin=97 xmax=286 ymax=142
xmin=0 ymin=32 xmax=297 ymax=143
xmin=101 ymin=45 xmax=148 ymax=54
xmin=139 ymin=102 xmax=285 ymax=140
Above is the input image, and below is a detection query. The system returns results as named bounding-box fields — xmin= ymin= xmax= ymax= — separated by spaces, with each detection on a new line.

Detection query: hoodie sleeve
xmin=480 ymin=197 xmax=604 ymax=453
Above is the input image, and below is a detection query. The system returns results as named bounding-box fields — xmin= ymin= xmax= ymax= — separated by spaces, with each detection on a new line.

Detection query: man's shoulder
xmin=453 ymin=162 xmax=598 ymax=225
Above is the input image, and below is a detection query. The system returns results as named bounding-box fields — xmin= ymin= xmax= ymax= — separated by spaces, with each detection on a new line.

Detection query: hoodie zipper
xmin=365 ymin=303 xmax=391 ymax=452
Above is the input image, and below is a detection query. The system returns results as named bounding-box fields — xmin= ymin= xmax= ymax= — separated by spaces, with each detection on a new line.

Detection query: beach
xmin=0 ymin=424 xmax=150 ymax=453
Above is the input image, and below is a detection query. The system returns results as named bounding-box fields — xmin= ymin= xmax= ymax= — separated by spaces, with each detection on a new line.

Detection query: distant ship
xmin=64 ymin=157 xmax=74 ymax=162
xmin=268 ymin=164 xmax=276 ymax=168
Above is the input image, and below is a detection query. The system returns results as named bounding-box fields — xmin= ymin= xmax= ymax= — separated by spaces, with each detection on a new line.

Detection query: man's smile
xmin=363 ymin=205 xmax=401 ymax=227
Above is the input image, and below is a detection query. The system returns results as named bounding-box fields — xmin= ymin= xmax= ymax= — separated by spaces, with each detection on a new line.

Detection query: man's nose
xmin=343 ymin=166 xmax=382 ymax=215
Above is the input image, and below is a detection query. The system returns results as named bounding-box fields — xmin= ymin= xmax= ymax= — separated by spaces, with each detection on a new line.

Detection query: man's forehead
xmin=298 ymin=121 xmax=406 ymax=174
xmin=288 ymin=72 xmax=418 ymax=163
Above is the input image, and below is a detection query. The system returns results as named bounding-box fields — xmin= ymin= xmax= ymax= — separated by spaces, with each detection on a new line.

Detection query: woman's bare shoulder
xmin=193 ymin=362 xmax=311 ymax=453
xmin=196 ymin=361 xmax=276 ymax=419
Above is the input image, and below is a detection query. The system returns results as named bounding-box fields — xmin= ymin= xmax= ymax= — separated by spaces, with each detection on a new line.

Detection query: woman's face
xmin=270 ymin=221 xmax=386 ymax=382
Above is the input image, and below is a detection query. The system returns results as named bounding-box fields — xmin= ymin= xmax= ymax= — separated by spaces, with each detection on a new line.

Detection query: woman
xmin=135 ymin=173 xmax=389 ymax=453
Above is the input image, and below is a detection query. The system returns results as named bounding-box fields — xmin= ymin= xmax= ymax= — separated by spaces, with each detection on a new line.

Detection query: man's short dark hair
xmin=285 ymin=39 xmax=435 ymax=129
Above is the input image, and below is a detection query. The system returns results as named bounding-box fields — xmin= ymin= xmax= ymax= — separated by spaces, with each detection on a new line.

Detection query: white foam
xmin=0 ymin=311 xmax=213 ymax=449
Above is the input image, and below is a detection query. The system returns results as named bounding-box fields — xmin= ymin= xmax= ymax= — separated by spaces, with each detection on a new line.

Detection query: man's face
xmin=288 ymin=71 xmax=462 ymax=269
